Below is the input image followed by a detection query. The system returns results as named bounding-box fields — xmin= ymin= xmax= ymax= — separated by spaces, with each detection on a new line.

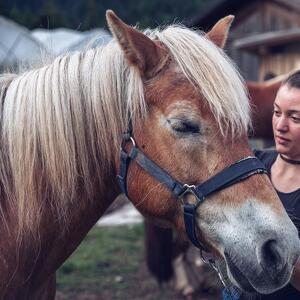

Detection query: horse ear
xmin=205 ymin=15 xmax=234 ymax=48
xmin=106 ymin=10 xmax=169 ymax=78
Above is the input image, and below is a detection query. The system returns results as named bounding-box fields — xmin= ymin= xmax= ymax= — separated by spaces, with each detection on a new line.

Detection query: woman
xmin=224 ymin=70 xmax=300 ymax=300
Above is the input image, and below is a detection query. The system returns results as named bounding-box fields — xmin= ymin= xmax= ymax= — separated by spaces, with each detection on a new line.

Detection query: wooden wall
xmin=260 ymin=53 xmax=300 ymax=80
xmin=225 ymin=0 xmax=300 ymax=80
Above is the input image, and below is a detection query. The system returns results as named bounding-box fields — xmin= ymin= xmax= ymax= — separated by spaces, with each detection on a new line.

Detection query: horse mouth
xmin=225 ymin=254 xmax=256 ymax=293
xmin=224 ymin=253 xmax=290 ymax=294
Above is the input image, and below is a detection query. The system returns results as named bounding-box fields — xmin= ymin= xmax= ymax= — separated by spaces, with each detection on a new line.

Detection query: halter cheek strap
xmin=117 ymin=145 xmax=185 ymax=197
xmin=117 ymin=137 xmax=268 ymax=250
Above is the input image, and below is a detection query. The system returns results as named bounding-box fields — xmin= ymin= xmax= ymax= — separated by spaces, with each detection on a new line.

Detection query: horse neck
xmin=0 ymin=49 xmax=128 ymax=238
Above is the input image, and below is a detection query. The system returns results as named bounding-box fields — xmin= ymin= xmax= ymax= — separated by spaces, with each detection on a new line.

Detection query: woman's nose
xmin=275 ymin=116 xmax=288 ymax=132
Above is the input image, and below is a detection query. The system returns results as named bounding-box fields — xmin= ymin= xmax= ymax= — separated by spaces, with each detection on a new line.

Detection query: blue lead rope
xmin=223 ymin=287 xmax=241 ymax=300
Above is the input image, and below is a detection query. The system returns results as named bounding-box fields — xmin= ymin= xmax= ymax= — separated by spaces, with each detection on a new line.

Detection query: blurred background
xmin=0 ymin=0 xmax=210 ymax=72
xmin=2 ymin=0 xmax=300 ymax=81
xmin=0 ymin=0 xmax=209 ymax=29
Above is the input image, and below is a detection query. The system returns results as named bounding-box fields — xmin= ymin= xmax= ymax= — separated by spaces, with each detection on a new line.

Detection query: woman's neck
xmin=271 ymin=155 xmax=300 ymax=193
xmin=279 ymin=154 xmax=300 ymax=165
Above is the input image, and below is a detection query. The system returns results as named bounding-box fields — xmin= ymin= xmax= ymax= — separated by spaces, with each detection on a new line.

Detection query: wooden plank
xmin=234 ymin=28 xmax=300 ymax=52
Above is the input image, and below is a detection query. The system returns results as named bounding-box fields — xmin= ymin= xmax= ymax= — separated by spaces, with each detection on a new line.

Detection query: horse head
xmin=107 ymin=11 xmax=300 ymax=294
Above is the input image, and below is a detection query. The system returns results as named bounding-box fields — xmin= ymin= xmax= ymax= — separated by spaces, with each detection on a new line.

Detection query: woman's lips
xmin=275 ymin=135 xmax=290 ymax=144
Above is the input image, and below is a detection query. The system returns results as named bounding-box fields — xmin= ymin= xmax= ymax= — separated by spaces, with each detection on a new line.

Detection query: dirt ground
xmin=56 ymin=198 xmax=223 ymax=300
xmin=56 ymin=254 xmax=222 ymax=300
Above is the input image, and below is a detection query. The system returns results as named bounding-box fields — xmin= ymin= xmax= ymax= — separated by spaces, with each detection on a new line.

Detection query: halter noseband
xmin=117 ymin=134 xmax=268 ymax=250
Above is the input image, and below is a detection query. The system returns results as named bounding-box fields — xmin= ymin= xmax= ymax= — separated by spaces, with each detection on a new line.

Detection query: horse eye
xmin=168 ymin=119 xmax=200 ymax=134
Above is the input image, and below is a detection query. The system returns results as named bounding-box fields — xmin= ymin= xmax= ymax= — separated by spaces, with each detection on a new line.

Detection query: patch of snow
xmin=97 ymin=203 xmax=143 ymax=227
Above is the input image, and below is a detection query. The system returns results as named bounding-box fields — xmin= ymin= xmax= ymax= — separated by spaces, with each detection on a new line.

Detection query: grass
xmin=56 ymin=224 xmax=145 ymax=298
xmin=56 ymin=224 xmax=220 ymax=300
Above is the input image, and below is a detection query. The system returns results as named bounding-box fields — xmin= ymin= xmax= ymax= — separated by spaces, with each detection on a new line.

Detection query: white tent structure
xmin=0 ymin=16 xmax=47 ymax=69
xmin=67 ymin=28 xmax=111 ymax=52
xmin=0 ymin=15 xmax=111 ymax=70
xmin=31 ymin=27 xmax=111 ymax=56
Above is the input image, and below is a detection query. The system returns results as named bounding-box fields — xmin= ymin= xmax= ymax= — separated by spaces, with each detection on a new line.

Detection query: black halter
xmin=117 ymin=134 xmax=268 ymax=249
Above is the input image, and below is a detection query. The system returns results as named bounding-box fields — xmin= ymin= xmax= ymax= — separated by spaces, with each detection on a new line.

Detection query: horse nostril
xmin=259 ymin=239 xmax=286 ymax=280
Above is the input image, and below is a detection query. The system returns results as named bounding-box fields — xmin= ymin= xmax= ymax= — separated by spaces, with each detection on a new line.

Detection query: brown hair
xmin=282 ymin=69 xmax=300 ymax=89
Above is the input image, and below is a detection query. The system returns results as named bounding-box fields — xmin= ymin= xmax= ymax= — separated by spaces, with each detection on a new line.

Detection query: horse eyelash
xmin=167 ymin=118 xmax=200 ymax=135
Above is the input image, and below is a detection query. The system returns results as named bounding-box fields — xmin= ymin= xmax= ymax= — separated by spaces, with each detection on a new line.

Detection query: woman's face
xmin=273 ymin=84 xmax=300 ymax=159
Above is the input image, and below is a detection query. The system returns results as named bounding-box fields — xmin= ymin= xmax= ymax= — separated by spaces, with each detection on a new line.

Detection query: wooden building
xmin=187 ymin=0 xmax=300 ymax=81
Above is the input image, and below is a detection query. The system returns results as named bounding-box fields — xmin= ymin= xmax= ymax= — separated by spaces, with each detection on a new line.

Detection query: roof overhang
xmin=234 ymin=28 xmax=300 ymax=54
xmin=185 ymin=0 xmax=247 ymax=28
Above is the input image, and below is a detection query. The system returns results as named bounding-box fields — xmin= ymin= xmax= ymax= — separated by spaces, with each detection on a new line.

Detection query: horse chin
xmin=217 ymin=255 xmax=290 ymax=295
xmin=216 ymin=258 xmax=254 ymax=294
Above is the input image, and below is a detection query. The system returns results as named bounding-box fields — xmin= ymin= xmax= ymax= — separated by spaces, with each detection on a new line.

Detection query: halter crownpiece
xmin=117 ymin=134 xmax=268 ymax=250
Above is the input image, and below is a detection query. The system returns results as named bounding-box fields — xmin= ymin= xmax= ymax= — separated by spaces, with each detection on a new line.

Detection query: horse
xmin=144 ymin=74 xmax=287 ymax=297
xmin=248 ymin=75 xmax=285 ymax=140
xmin=0 ymin=10 xmax=299 ymax=299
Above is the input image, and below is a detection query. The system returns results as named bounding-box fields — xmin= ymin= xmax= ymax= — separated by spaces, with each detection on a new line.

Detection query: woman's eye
xmin=291 ymin=116 xmax=300 ymax=123
xmin=168 ymin=119 xmax=200 ymax=134
xmin=273 ymin=110 xmax=281 ymax=117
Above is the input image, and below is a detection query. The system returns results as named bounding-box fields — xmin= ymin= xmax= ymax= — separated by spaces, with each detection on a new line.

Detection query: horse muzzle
xmin=209 ymin=199 xmax=300 ymax=294
xmin=224 ymin=244 xmax=291 ymax=294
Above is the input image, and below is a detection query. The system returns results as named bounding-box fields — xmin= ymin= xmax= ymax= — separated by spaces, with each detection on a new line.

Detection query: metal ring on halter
xmin=121 ymin=136 xmax=136 ymax=149
xmin=129 ymin=137 xmax=136 ymax=147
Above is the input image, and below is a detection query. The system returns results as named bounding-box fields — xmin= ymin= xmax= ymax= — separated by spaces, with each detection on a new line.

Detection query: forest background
xmin=0 ymin=0 xmax=210 ymax=30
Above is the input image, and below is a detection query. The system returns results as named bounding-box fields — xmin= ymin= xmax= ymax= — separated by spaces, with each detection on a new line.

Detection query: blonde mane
xmin=0 ymin=25 xmax=250 ymax=234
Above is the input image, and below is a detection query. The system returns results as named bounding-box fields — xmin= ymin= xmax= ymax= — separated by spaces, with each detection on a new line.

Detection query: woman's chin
xmin=275 ymin=145 xmax=290 ymax=155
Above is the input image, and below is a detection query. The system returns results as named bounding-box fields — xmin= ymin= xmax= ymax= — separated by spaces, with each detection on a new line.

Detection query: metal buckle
xmin=179 ymin=184 xmax=203 ymax=206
